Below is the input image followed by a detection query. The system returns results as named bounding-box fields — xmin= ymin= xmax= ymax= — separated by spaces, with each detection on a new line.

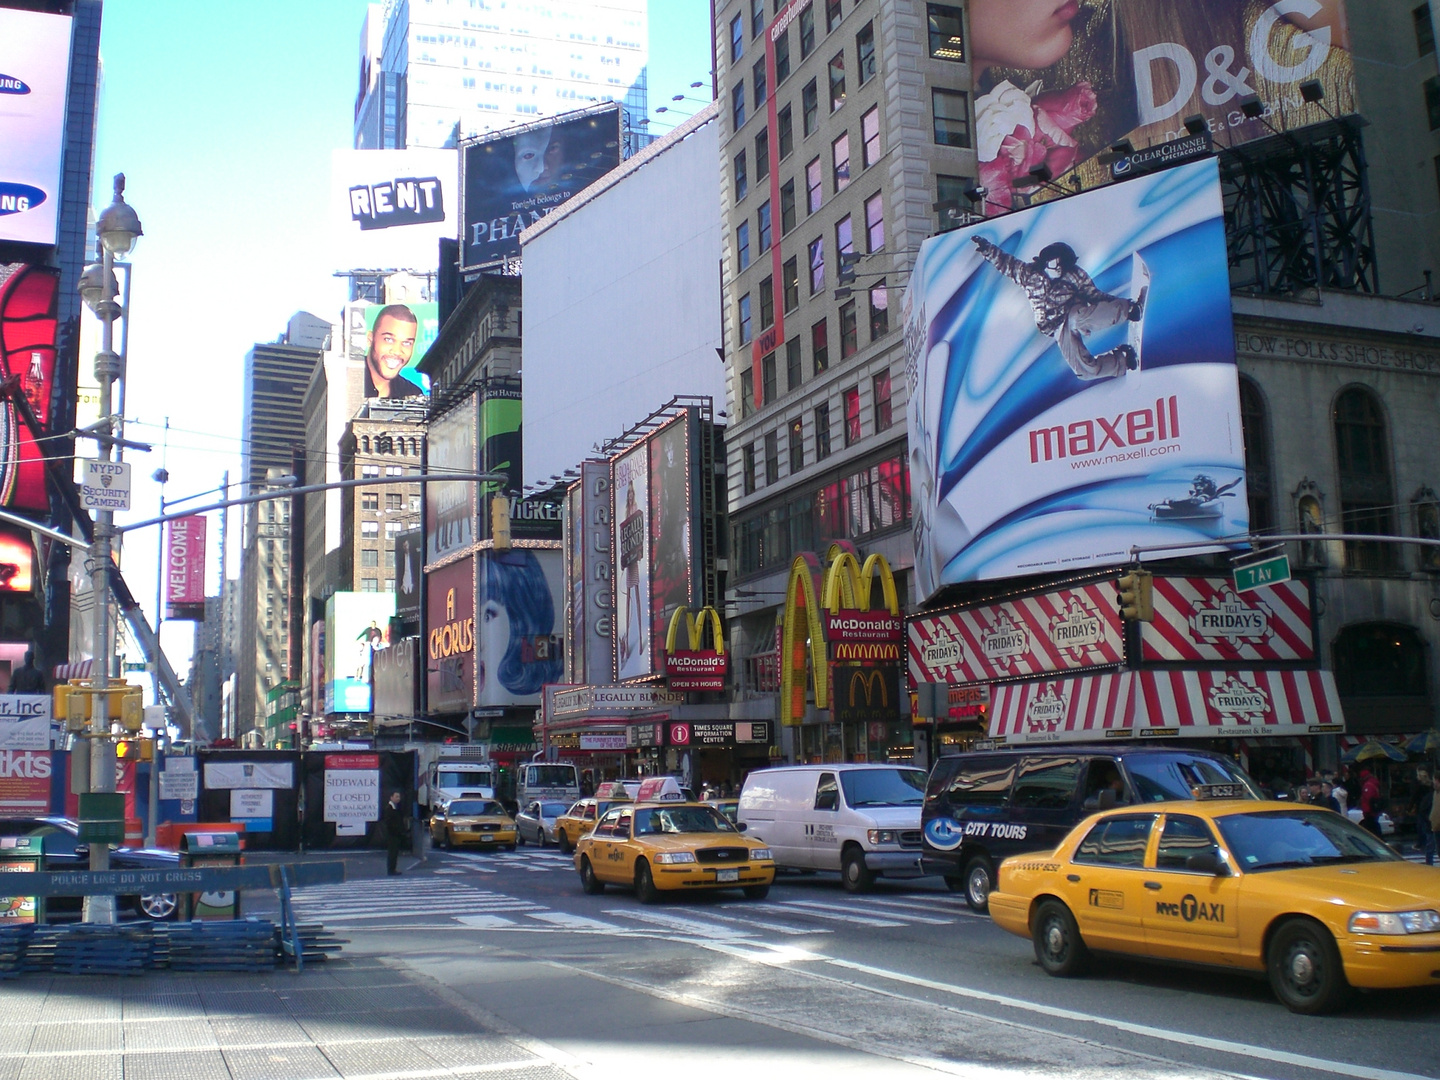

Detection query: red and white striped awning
xmin=989 ymin=669 xmax=1345 ymax=744
xmin=53 ymin=659 xmax=92 ymax=681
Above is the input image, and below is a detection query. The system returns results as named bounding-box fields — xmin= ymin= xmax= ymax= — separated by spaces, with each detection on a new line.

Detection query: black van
xmin=922 ymin=745 xmax=1260 ymax=911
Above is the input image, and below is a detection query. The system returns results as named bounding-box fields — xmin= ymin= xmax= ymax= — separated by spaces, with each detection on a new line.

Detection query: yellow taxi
xmin=553 ymin=794 xmax=631 ymax=853
xmin=429 ymin=798 xmax=517 ymax=851
xmin=987 ymin=799 xmax=1440 ymax=1013
xmin=574 ymin=801 xmax=775 ymax=903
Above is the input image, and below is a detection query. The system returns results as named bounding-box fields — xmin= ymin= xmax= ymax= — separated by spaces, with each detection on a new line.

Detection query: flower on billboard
xmin=976 ymin=80 xmax=1096 ymax=217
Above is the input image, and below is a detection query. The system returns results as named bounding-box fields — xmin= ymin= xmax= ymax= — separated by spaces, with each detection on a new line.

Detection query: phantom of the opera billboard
xmin=905 ymin=157 xmax=1245 ymax=597
xmin=460 ymin=103 xmax=623 ymax=271
xmin=0 ymin=10 xmax=72 ymax=246
xmin=971 ymin=0 xmax=1356 ymax=215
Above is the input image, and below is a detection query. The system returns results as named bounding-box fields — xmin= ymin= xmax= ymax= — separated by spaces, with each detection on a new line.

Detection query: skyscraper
xmin=354 ymin=0 xmax=649 ymax=151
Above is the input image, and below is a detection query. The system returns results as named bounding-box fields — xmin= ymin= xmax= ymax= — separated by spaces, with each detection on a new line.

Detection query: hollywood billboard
xmin=0 ymin=10 xmax=72 ymax=246
xmin=905 ymin=157 xmax=1246 ymax=597
xmin=460 ymin=103 xmax=624 ymax=272
xmin=972 ymin=0 xmax=1356 ymax=215
xmin=324 ymin=591 xmax=395 ymax=714
xmin=0 ymin=264 xmax=59 ymax=512
xmin=477 ymin=550 xmax=564 ymax=707
xmin=330 ymin=148 xmax=457 ymax=271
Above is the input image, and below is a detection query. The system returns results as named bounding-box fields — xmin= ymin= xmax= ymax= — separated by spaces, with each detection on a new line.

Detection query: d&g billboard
xmin=905 ymin=157 xmax=1246 ymax=597
xmin=648 ymin=413 xmax=696 ymax=676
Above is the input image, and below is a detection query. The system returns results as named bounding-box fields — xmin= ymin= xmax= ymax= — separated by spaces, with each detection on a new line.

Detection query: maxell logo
xmin=349 ymin=176 xmax=445 ymax=231
xmin=1029 ymin=396 xmax=1180 ymax=463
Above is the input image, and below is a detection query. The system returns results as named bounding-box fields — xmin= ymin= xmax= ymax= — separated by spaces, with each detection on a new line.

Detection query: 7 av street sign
xmin=1233 ymin=554 xmax=1290 ymax=594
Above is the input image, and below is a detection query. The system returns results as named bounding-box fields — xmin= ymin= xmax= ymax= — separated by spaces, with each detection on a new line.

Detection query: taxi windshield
xmin=448 ymin=800 xmax=501 ymax=816
xmin=633 ymin=806 xmax=736 ymax=835
xmin=1215 ymin=809 xmax=1399 ymax=871
xmin=840 ymin=768 xmax=926 ymax=807
xmin=1123 ymin=754 xmax=1261 ymax=802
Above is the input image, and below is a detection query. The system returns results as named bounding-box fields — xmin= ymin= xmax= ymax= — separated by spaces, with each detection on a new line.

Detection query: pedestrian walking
xmin=1358 ymin=767 xmax=1382 ymax=837
xmin=383 ymin=790 xmax=407 ymax=876
xmin=1424 ymin=775 xmax=1440 ymax=867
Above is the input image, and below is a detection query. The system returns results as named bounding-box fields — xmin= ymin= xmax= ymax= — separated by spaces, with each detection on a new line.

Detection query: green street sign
xmin=123 ymin=662 xmax=147 ymax=673
xmin=1233 ymin=554 xmax=1291 ymax=594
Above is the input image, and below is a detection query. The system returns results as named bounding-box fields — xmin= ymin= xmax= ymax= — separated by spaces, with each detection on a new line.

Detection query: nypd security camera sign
xmin=81 ymin=460 xmax=131 ymax=511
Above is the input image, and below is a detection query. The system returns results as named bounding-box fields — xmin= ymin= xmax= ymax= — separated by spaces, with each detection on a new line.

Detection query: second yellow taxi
xmin=987 ymin=799 xmax=1440 ymax=1013
xmin=429 ymin=797 xmax=517 ymax=851
xmin=574 ymin=801 xmax=775 ymax=902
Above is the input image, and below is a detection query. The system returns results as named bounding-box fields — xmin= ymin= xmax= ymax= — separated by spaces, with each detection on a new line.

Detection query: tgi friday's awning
xmin=989 ymin=669 xmax=1345 ymax=745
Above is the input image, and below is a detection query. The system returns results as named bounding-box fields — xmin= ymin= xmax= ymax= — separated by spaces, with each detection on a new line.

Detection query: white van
xmin=736 ymin=764 xmax=928 ymax=892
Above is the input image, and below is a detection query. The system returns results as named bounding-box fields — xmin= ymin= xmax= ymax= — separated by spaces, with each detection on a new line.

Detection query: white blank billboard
xmin=520 ymin=112 xmax=724 ymax=488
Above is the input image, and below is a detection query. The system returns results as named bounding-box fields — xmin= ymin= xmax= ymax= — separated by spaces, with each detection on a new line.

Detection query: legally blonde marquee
xmin=664 ymin=605 xmax=726 ymax=693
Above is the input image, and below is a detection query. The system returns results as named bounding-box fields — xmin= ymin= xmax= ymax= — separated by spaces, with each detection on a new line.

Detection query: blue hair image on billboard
xmin=479 ymin=550 xmax=564 ymax=703
xmin=904 ymin=157 xmax=1247 ymax=596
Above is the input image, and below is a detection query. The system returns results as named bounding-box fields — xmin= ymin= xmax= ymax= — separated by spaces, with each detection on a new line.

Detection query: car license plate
xmin=715 ymin=868 xmax=739 ymax=883
xmin=480 ymin=835 xmax=494 ymax=842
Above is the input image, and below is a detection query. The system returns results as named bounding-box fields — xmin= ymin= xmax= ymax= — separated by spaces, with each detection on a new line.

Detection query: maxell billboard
xmin=460 ymin=103 xmax=624 ymax=271
xmin=0 ymin=10 xmax=72 ymax=245
xmin=973 ymin=0 xmax=1356 ymax=215
xmin=905 ymin=157 xmax=1246 ymax=596
xmin=163 ymin=515 xmax=207 ymax=621
xmin=330 ymin=149 xmax=457 ymax=271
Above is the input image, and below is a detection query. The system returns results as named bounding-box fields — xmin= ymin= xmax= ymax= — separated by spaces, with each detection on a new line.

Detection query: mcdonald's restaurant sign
xmin=665 ymin=605 xmax=727 ymax=692
xmin=781 ymin=545 xmax=902 ymax=726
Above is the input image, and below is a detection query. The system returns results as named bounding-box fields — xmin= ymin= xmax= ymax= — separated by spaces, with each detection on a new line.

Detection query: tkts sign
xmin=665 ymin=605 xmax=727 ymax=693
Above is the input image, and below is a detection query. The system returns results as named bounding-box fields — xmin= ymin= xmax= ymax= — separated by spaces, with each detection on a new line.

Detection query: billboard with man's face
xmin=460 ymin=104 xmax=624 ymax=271
xmin=350 ymin=301 xmax=437 ymax=399
xmin=971 ymin=0 xmax=1355 ymax=215
xmin=905 ymin=157 xmax=1246 ymax=597
xmin=0 ymin=10 xmax=72 ymax=246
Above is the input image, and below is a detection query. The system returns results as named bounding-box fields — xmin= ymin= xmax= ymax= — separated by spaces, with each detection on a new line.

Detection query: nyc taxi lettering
xmin=963 ymin=821 xmax=1028 ymax=841
xmin=605 ymin=848 xmax=625 ymax=863
xmin=1155 ymin=893 xmax=1225 ymax=922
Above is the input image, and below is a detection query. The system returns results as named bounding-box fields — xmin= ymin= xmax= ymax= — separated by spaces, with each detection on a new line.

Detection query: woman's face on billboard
xmin=971 ymin=0 xmax=1078 ymax=74
xmin=482 ymin=599 xmax=512 ymax=685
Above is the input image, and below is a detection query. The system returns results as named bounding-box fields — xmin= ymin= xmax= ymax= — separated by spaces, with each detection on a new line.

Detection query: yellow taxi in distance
xmin=987 ymin=799 xmax=1440 ymax=1013
xmin=430 ymin=798 xmax=517 ymax=851
xmin=574 ymin=801 xmax=775 ymax=903
xmin=554 ymin=796 xmax=630 ymax=853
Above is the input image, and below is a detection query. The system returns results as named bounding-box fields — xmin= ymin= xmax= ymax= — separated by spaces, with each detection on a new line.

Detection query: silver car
xmin=515 ymin=800 xmax=570 ymax=846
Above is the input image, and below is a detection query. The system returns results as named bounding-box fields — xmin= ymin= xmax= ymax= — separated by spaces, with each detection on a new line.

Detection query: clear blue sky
xmin=88 ymin=0 xmax=714 ymax=671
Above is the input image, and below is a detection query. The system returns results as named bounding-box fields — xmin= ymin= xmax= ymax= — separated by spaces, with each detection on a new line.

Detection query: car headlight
xmin=1348 ymin=909 xmax=1440 ymax=935
xmin=867 ymin=829 xmax=896 ymax=845
xmin=652 ymin=852 xmax=697 ymax=864
xmin=750 ymin=848 xmax=773 ymax=861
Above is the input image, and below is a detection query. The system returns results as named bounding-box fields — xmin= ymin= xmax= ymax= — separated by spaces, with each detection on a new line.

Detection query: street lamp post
xmin=77 ymin=174 xmax=142 ymax=923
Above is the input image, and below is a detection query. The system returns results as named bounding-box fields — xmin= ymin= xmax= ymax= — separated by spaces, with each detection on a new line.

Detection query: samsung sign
xmin=0 ymin=10 xmax=73 ymax=246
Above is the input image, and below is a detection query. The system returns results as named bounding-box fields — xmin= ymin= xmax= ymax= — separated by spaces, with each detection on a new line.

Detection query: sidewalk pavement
xmin=0 ymin=956 xmax=575 ymax=1080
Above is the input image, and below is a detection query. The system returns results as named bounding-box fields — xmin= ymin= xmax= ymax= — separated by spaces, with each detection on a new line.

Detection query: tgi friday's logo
xmin=1047 ymin=596 xmax=1105 ymax=661
xmin=1206 ymin=676 xmax=1272 ymax=726
xmin=1025 ymin=681 xmax=1067 ymax=734
xmin=1189 ymin=585 xmax=1271 ymax=645
xmin=981 ymin=610 xmax=1031 ymax=671
xmin=920 ymin=625 xmax=964 ymax=676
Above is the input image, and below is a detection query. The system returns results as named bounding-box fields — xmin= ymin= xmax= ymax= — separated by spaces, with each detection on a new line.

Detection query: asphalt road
xmin=252 ymin=843 xmax=1440 ymax=1079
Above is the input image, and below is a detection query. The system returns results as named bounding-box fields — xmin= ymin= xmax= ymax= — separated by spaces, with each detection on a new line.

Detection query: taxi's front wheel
xmin=579 ymin=856 xmax=605 ymax=895
xmin=558 ymin=830 xmax=573 ymax=854
xmin=1268 ymin=918 xmax=1351 ymax=1014
xmin=1032 ymin=899 xmax=1088 ymax=977
xmin=635 ymin=860 xmax=660 ymax=904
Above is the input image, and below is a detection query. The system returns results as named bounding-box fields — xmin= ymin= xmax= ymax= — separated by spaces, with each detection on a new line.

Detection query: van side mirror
xmin=735 ymin=822 xmax=748 ymax=833
xmin=1186 ymin=851 xmax=1229 ymax=876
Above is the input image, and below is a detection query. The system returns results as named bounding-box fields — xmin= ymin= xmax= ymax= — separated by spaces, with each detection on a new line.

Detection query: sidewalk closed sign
xmin=324 ymin=754 xmax=380 ymax=837
xmin=81 ymin=460 xmax=131 ymax=511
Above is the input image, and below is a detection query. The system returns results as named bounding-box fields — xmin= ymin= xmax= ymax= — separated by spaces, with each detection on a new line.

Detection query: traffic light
xmin=1116 ymin=569 xmax=1154 ymax=622
xmin=491 ymin=494 xmax=511 ymax=552
xmin=52 ymin=680 xmax=145 ymax=731
xmin=838 ymin=251 xmax=861 ymax=286
xmin=115 ymin=737 xmax=153 ymax=762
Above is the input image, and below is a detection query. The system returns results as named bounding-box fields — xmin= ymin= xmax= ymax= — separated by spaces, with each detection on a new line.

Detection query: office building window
xmin=832 ymin=132 xmax=850 ymax=191
xmin=800 ymin=3 xmax=816 ymax=57
xmin=736 ymin=220 xmax=751 ymax=271
xmin=783 ymin=256 xmax=800 ymax=312
xmin=733 ymin=83 xmax=746 ymax=128
xmin=928 ymin=3 xmax=965 ymax=60
xmin=840 ymin=299 xmax=858 ymax=358
xmin=760 ymin=275 xmax=775 ymax=329
xmin=362 ymin=465 xmax=380 ymax=478
xmin=802 ymin=79 xmax=818 ymax=135
xmin=806 ymin=157 xmax=823 ymax=212
xmin=385 ymin=548 xmax=396 ymax=567
xmin=815 ymin=402 xmax=832 ymax=460
xmin=775 ymin=26 xmax=791 ymax=82
xmin=861 ymin=106 xmax=881 ymax=167
xmin=843 ymin=386 xmax=861 ymax=445
xmin=361 ymin=521 xmax=379 ymax=537
xmin=865 ymin=192 xmax=884 ymax=251
xmin=786 ymin=336 xmax=803 ymax=391
xmin=386 ymin=465 xmax=402 ymax=476
xmin=812 ymin=318 xmax=829 ymax=373
xmin=741 ymin=368 xmax=755 ymax=418
xmin=836 ymin=214 xmax=854 ymax=256
xmin=872 ymin=370 xmax=892 ymax=432
xmin=734 ymin=149 xmax=748 ymax=200
xmin=762 ymin=350 xmax=777 ymax=401
xmin=758 ymin=200 xmax=772 ymax=250
xmin=765 ymin=430 xmax=780 ymax=484
xmin=1334 ymin=386 xmax=1398 ymax=571
xmin=386 ymin=492 xmax=402 ymax=510
xmin=778 ymin=105 xmax=794 ymax=157
xmin=755 ymin=128 xmax=769 ymax=181
xmin=739 ymin=293 xmax=753 ymax=343
xmin=385 ymin=520 xmax=402 ymax=538
xmin=361 ymin=548 xmax=379 ymax=567
xmin=752 ymin=0 xmax=765 ymax=38
xmin=384 ymin=578 xmax=394 ymax=592
xmin=361 ymin=492 xmax=379 ymax=511
xmin=753 ymin=58 xmax=767 ymax=108
xmin=361 ymin=578 xmax=379 ymax=592
xmin=933 ymin=88 xmax=971 ymax=147
xmin=1418 ymin=3 xmax=1436 ymax=55
xmin=789 ymin=417 xmax=805 ymax=474
xmin=1427 ymin=76 xmax=1440 ymax=130
xmin=743 ymin=443 xmax=756 ymax=494
xmin=856 ymin=22 xmax=875 ymax=83
xmin=826 ymin=0 xmax=842 ymax=33
xmin=730 ymin=14 xmax=744 ymax=61
xmin=1238 ymin=377 xmax=1274 ymax=533
xmin=781 ymin=179 xmax=796 ymax=233
xmin=809 ymin=236 xmax=825 ymax=294
xmin=869 ymin=282 xmax=889 ymax=339
xmin=828 ymin=51 xmax=846 ymax=111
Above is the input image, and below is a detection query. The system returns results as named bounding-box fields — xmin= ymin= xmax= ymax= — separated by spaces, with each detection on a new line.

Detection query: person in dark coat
xmin=382 ymin=791 xmax=407 ymax=875
xmin=9 ymin=650 xmax=45 ymax=694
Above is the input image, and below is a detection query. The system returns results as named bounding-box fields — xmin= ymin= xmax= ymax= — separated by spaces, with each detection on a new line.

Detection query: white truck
xmin=516 ymin=761 xmax=581 ymax=807
xmin=424 ymin=748 xmax=496 ymax=812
